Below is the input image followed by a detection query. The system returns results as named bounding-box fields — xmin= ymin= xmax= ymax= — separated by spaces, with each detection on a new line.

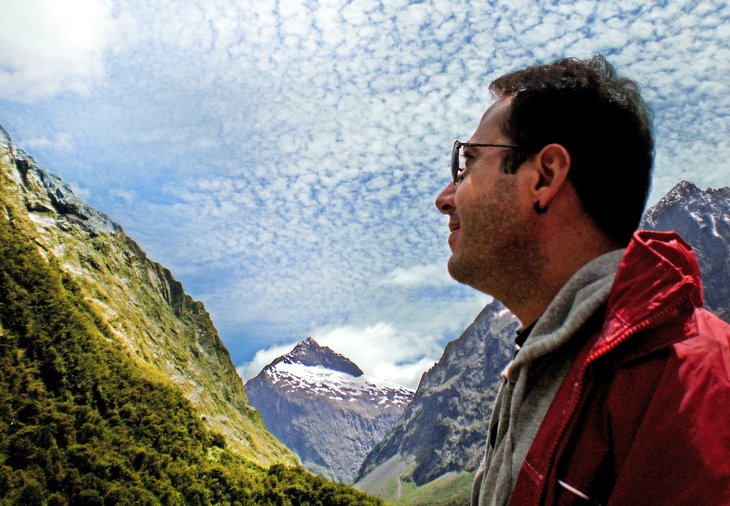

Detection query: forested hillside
xmin=0 ymin=209 xmax=382 ymax=504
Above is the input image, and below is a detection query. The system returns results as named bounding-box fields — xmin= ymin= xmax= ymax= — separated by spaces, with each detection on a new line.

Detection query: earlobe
xmin=533 ymin=143 xmax=571 ymax=204
xmin=533 ymin=201 xmax=548 ymax=214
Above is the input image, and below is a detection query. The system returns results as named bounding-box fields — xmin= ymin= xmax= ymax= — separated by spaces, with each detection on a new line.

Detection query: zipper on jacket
xmin=535 ymin=295 xmax=691 ymax=504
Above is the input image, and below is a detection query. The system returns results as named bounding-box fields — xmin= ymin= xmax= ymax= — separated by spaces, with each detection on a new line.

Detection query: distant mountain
xmin=246 ymin=338 xmax=414 ymax=483
xmin=641 ymin=180 xmax=730 ymax=320
xmin=354 ymin=301 xmax=518 ymax=500
xmin=271 ymin=337 xmax=365 ymax=377
xmin=0 ymin=124 xmax=384 ymax=504
xmin=355 ymin=181 xmax=730 ymax=503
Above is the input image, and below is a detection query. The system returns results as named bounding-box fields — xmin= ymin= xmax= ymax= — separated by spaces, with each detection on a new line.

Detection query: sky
xmin=1 ymin=0 xmax=728 ymax=389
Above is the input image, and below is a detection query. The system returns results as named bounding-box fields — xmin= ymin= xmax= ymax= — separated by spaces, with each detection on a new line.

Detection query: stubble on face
xmin=448 ymin=172 xmax=544 ymax=306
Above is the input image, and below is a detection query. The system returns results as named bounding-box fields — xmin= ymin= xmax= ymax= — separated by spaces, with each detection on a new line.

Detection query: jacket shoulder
xmin=606 ymin=307 xmax=730 ymax=504
xmin=534 ymin=307 xmax=730 ymax=505
xmin=691 ymin=307 xmax=730 ymax=342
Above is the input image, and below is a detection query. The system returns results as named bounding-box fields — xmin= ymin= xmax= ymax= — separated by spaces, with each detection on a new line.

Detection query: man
xmin=435 ymin=56 xmax=730 ymax=505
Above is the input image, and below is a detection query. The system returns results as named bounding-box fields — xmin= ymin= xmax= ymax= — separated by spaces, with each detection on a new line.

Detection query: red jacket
xmin=511 ymin=230 xmax=730 ymax=505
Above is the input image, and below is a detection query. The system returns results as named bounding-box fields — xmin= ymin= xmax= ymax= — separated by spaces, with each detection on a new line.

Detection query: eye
xmin=461 ymin=149 xmax=477 ymax=167
xmin=460 ymin=151 xmax=475 ymax=170
xmin=454 ymin=168 xmax=465 ymax=184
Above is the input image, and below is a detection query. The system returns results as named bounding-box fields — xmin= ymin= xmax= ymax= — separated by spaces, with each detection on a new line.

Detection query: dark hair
xmin=489 ymin=55 xmax=654 ymax=245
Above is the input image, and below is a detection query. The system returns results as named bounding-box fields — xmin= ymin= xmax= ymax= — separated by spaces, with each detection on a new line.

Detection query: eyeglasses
xmin=451 ymin=140 xmax=520 ymax=184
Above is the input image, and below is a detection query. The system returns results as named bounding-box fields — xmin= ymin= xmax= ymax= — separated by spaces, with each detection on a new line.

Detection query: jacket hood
xmin=598 ymin=230 xmax=704 ymax=351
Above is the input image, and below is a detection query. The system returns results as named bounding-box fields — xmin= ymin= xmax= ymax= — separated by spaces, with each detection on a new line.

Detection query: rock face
xmin=355 ymin=300 xmax=518 ymax=489
xmin=642 ymin=180 xmax=730 ymax=320
xmin=246 ymin=338 xmax=414 ymax=483
xmin=0 ymin=125 xmax=296 ymax=467
xmin=356 ymin=181 xmax=730 ymax=498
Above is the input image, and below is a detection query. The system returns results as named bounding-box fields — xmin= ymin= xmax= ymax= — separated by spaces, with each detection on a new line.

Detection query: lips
xmin=447 ymin=219 xmax=460 ymax=251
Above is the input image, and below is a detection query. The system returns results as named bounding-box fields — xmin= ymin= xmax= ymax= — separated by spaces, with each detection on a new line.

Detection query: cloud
xmin=0 ymin=0 xmax=119 ymax=101
xmin=2 ymin=0 xmax=729 ymax=393
xmin=382 ymin=263 xmax=454 ymax=287
xmin=236 ymin=291 xmax=492 ymax=390
xmin=237 ymin=342 xmax=299 ymax=383
xmin=22 ymin=132 xmax=74 ymax=152
xmin=237 ymin=321 xmax=442 ymax=390
xmin=69 ymin=182 xmax=92 ymax=201
xmin=314 ymin=322 xmax=442 ymax=383
xmin=109 ymin=189 xmax=136 ymax=205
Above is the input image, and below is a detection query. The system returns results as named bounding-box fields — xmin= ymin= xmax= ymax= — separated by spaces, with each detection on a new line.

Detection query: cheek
xmin=456 ymin=184 xmax=492 ymax=224
xmin=453 ymin=182 xmax=478 ymax=212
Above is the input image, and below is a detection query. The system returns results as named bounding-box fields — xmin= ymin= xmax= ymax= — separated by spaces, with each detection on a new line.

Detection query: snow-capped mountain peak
xmin=263 ymin=360 xmax=412 ymax=409
xmin=268 ymin=337 xmax=365 ymax=377
xmin=259 ymin=338 xmax=412 ymax=409
xmin=245 ymin=338 xmax=414 ymax=482
xmin=642 ymin=180 xmax=730 ymax=238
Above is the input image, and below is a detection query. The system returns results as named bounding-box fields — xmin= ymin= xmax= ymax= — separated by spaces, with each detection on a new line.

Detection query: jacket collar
xmin=595 ymin=230 xmax=703 ymax=355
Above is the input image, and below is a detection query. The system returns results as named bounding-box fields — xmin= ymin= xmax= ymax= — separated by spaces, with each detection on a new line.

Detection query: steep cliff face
xmin=0 ymin=125 xmax=295 ymax=466
xmin=246 ymin=338 xmax=414 ymax=483
xmin=355 ymin=301 xmax=518 ymax=492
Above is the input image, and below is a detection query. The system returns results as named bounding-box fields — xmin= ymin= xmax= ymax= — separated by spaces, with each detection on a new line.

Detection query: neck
xmin=505 ymin=235 xmax=620 ymax=327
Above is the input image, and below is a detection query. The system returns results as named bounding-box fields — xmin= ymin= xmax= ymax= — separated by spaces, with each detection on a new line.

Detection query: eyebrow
xmin=461 ymin=146 xmax=478 ymax=158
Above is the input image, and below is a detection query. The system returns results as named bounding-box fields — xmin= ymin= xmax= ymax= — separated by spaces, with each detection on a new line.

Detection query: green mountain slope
xmin=0 ymin=212 xmax=381 ymax=504
xmin=0 ymin=127 xmax=291 ymax=466
xmin=0 ymin=127 xmax=383 ymax=504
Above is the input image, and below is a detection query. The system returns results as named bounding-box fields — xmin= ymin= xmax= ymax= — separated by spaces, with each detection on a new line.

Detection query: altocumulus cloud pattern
xmin=0 ymin=0 xmax=728 ymax=387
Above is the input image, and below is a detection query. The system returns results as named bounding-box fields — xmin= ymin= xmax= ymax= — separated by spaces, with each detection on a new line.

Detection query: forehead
xmin=467 ymin=97 xmax=512 ymax=143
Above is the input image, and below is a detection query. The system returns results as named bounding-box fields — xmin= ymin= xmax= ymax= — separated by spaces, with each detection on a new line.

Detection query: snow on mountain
xmin=246 ymin=338 xmax=414 ymax=483
xmin=270 ymin=337 xmax=365 ymax=377
xmin=263 ymin=361 xmax=413 ymax=408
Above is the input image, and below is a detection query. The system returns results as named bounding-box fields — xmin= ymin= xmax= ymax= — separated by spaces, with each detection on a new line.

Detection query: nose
xmin=435 ymin=182 xmax=456 ymax=215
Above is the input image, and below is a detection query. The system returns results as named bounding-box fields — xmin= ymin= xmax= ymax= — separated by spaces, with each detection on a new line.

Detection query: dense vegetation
xmin=0 ymin=212 xmax=382 ymax=505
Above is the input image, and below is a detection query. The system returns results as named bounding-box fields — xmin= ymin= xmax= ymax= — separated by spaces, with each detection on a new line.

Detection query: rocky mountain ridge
xmin=270 ymin=337 xmax=365 ymax=377
xmin=355 ymin=300 xmax=518 ymax=494
xmin=0 ymin=124 xmax=295 ymax=466
xmin=246 ymin=338 xmax=413 ymax=483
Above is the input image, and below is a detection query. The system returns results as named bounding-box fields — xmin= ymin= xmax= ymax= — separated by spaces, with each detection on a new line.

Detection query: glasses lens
xmin=451 ymin=141 xmax=461 ymax=183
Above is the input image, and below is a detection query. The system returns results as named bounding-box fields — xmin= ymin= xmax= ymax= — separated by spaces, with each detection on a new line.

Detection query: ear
xmin=530 ymin=143 xmax=571 ymax=208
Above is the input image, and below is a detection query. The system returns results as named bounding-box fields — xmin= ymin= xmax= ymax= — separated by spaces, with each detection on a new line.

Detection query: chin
xmin=447 ymin=257 xmax=468 ymax=285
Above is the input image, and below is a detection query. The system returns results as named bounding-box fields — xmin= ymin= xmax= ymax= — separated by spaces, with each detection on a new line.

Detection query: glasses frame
xmin=451 ymin=140 xmax=521 ymax=184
